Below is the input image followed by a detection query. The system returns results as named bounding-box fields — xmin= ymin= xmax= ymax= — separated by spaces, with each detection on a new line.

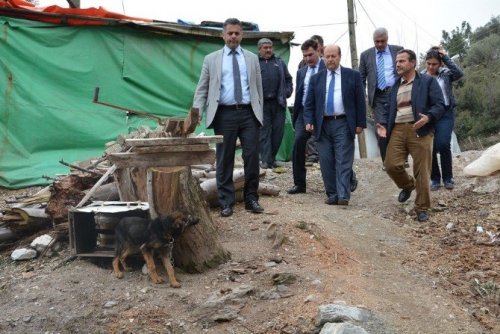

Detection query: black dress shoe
xmin=287 ymin=185 xmax=306 ymax=194
xmin=350 ymin=178 xmax=358 ymax=192
xmin=417 ymin=211 xmax=429 ymax=222
xmin=398 ymin=188 xmax=413 ymax=203
xmin=245 ymin=200 xmax=264 ymax=213
xmin=220 ymin=205 xmax=233 ymax=217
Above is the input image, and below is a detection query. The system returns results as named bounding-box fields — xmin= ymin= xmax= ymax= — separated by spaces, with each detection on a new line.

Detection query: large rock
xmin=30 ymin=234 xmax=53 ymax=252
xmin=316 ymin=304 xmax=371 ymax=326
xmin=320 ymin=322 xmax=369 ymax=334
xmin=11 ymin=248 xmax=37 ymax=261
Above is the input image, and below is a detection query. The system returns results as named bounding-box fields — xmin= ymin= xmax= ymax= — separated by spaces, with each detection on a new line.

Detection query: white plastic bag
xmin=464 ymin=143 xmax=500 ymax=176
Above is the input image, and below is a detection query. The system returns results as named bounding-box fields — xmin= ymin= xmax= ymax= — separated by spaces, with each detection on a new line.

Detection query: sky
xmin=37 ymin=0 xmax=499 ymax=70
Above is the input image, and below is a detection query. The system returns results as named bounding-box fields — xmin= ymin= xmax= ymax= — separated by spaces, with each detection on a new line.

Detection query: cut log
xmin=89 ymin=182 xmax=120 ymax=201
xmin=199 ymin=169 xmax=275 ymax=207
xmin=47 ymin=174 xmax=100 ymax=222
xmin=4 ymin=208 xmax=51 ymax=235
xmin=258 ymin=183 xmax=280 ymax=196
xmin=205 ymin=170 xmax=217 ymax=179
xmin=114 ymin=166 xmax=230 ymax=273
xmin=191 ymin=170 xmax=207 ymax=180
xmin=76 ymin=165 xmax=117 ymax=208
xmin=199 ymin=169 xmax=245 ymax=207
xmin=191 ymin=164 xmax=215 ymax=172
xmin=0 ymin=227 xmax=15 ymax=243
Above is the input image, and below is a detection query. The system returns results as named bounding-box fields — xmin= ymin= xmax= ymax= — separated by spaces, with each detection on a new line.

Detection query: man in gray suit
xmin=191 ymin=18 xmax=264 ymax=217
xmin=359 ymin=28 xmax=403 ymax=163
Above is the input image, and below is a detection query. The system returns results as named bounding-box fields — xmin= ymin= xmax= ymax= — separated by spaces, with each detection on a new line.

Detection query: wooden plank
xmin=108 ymin=150 xmax=216 ymax=168
xmin=75 ymin=251 xmax=115 ymax=258
xmin=125 ymin=135 xmax=223 ymax=147
xmin=75 ymin=165 xmax=117 ymax=208
xmin=164 ymin=118 xmax=184 ymax=133
xmin=133 ymin=144 xmax=209 ymax=153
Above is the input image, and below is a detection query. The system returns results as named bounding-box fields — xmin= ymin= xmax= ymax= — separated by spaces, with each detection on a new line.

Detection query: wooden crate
xmin=68 ymin=201 xmax=149 ymax=257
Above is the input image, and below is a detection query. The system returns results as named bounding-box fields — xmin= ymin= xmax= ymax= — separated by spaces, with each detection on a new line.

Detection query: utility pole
xmin=347 ymin=0 xmax=367 ymax=158
xmin=347 ymin=0 xmax=359 ymax=70
xmin=66 ymin=0 xmax=80 ymax=8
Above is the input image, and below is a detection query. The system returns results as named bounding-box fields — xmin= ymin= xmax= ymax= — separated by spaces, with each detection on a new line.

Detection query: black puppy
xmin=112 ymin=211 xmax=199 ymax=287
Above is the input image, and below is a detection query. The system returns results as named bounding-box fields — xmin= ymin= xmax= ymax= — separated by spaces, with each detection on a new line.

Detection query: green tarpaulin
xmin=0 ymin=16 xmax=294 ymax=188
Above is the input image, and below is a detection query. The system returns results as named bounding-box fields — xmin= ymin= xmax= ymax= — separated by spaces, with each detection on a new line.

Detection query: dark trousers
xmin=213 ymin=107 xmax=260 ymax=208
xmin=306 ymin=137 xmax=318 ymax=162
xmin=259 ymin=99 xmax=285 ymax=165
xmin=291 ymin=111 xmax=311 ymax=188
xmin=316 ymin=117 xmax=354 ymax=201
xmin=372 ymin=89 xmax=390 ymax=162
xmin=431 ymin=107 xmax=455 ymax=183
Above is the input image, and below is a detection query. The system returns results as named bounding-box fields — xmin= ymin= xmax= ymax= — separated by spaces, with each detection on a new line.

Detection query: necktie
xmin=326 ymin=71 xmax=335 ymax=115
xmin=377 ymin=51 xmax=386 ymax=90
xmin=231 ymin=49 xmax=243 ymax=104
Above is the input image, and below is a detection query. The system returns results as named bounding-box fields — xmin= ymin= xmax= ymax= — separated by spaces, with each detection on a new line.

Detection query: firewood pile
xmin=0 ymin=121 xmax=280 ymax=247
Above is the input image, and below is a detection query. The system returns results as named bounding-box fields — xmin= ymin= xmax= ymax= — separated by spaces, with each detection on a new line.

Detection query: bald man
xmin=304 ymin=45 xmax=366 ymax=205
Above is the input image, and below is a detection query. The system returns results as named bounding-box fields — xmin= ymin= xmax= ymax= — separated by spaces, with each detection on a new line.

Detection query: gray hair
xmin=223 ymin=18 xmax=241 ymax=30
xmin=257 ymin=38 xmax=273 ymax=48
xmin=373 ymin=27 xmax=388 ymax=38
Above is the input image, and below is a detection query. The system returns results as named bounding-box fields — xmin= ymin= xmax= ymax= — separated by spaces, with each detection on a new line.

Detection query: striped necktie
xmin=377 ymin=51 xmax=386 ymax=90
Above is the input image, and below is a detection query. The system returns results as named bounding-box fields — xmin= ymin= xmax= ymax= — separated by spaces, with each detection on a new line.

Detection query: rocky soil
xmin=0 ymin=150 xmax=498 ymax=333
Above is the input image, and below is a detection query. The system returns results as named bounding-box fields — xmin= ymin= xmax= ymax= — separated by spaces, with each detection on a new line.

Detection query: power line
xmin=385 ymin=0 xmax=440 ymax=43
xmin=356 ymin=0 xmax=376 ymax=29
xmin=286 ymin=22 xmax=348 ymax=29
xmin=334 ymin=29 xmax=349 ymax=44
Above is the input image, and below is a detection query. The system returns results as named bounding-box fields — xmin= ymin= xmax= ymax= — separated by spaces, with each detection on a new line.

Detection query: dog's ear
xmin=170 ymin=211 xmax=184 ymax=225
xmin=168 ymin=211 xmax=185 ymax=229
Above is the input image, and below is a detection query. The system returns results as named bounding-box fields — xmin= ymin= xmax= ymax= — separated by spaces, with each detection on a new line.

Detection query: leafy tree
xmin=454 ymin=33 xmax=500 ymax=141
xmin=472 ymin=15 xmax=500 ymax=43
xmin=441 ymin=21 xmax=472 ymax=60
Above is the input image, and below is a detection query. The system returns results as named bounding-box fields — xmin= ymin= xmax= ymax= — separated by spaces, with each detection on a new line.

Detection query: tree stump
xmin=114 ymin=166 xmax=230 ymax=273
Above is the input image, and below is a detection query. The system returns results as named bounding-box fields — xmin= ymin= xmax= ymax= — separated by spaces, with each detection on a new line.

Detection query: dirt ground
xmin=0 ymin=151 xmax=498 ymax=334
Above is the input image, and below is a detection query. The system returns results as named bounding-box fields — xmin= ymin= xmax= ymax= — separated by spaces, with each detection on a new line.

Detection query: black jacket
xmin=258 ymin=54 xmax=293 ymax=108
xmin=293 ymin=59 xmax=326 ymax=126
